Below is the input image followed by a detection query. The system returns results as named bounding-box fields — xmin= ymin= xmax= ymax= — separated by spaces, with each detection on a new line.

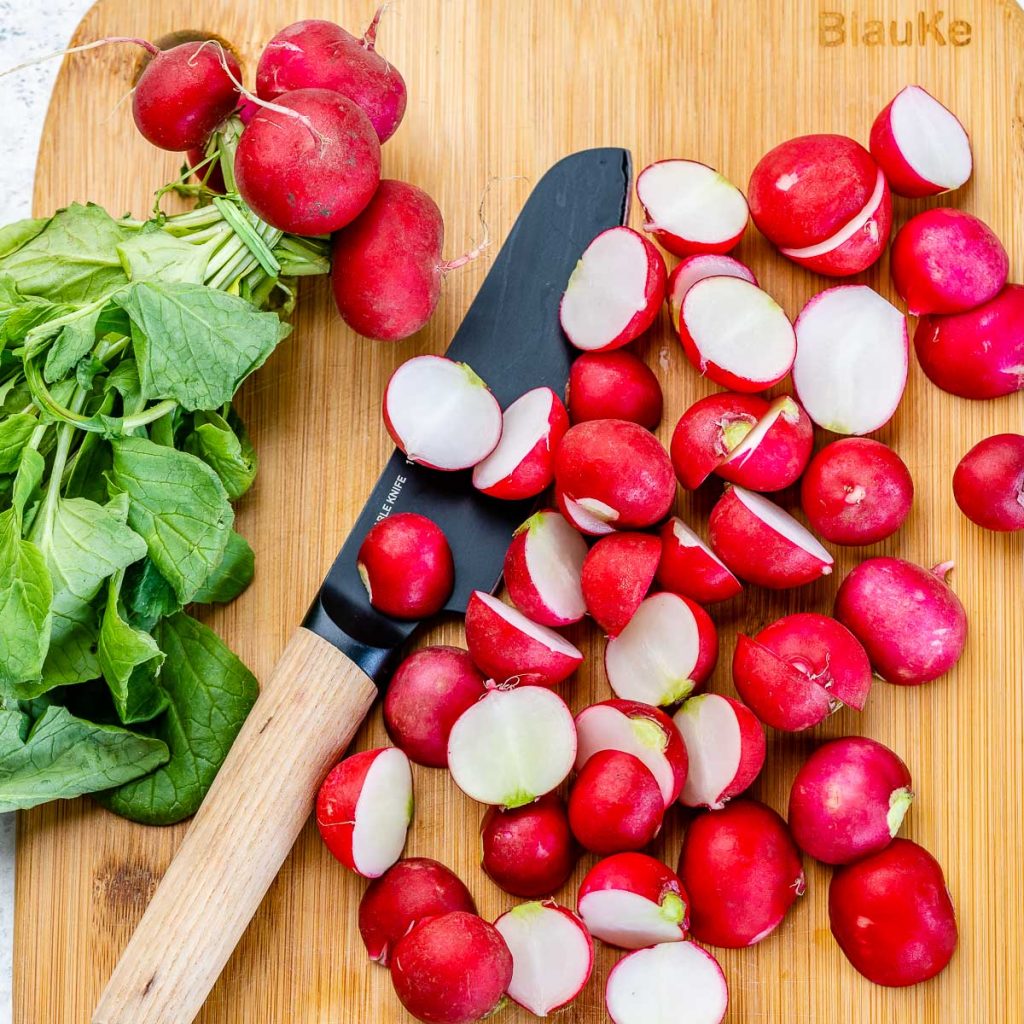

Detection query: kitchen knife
xmin=92 ymin=147 xmax=632 ymax=1024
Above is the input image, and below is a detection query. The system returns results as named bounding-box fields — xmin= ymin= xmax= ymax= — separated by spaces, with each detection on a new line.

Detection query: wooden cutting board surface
xmin=15 ymin=1 xmax=1024 ymax=1021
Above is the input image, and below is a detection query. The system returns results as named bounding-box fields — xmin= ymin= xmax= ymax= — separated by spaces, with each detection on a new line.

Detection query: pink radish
xmin=673 ymin=694 xmax=766 ymax=809
xmin=636 ymin=159 xmax=749 ymax=257
xmin=678 ymin=799 xmax=805 ymax=948
xmin=447 ymin=684 xmax=577 ymax=807
xmin=666 ymin=254 xmax=757 ymax=331
xmin=869 ymin=85 xmax=972 ymax=198
xmin=357 ymin=513 xmax=454 ymax=619
xmin=708 ymin=486 xmax=833 ymax=589
xmin=677 ymin=276 xmax=796 ymax=392
xmin=383 ymin=355 xmax=502 ymax=471
xmin=578 ymin=852 xmax=689 ymax=949
xmin=800 ymin=438 xmax=914 ymax=545
xmin=493 ymin=902 xmax=594 ymax=1017
xmin=574 ymin=699 xmax=689 ymax=808
xmin=566 ymin=351 xmax=663 ymax=428
xmin=789 ymin=737 xmax=914 ymax=865
xmin=834 ymin=557 xmax=967 ymax=686
xmin=502 ymin=510 xmax=588 ymax=627
xmin=316 ymin=748 xmax=413 ymax=878
xmin=464 ymin=591 xmax=583 ymax=687
xmin=715 ymin=395 xmax=813 ymax=492
xmin=670 ymin=392 xmax=767 ymax=490
xmin=559 ymin=228 xmax=666 ymax=353
xmin=953 ymin=433 xmax=1024 ymax=531
xmin=383 ymin=646 xmax=486 ymax=767
xmin=472 ymin=388 xmax=568 ymax=499
xmin=581 ymin=532 xmax=661 ymax=635
xmin=656 ymin=517 xmax=743 ymax=605
xmin=605 ymin=592 xmax=718 ymax=707
xmin=829 ymin=839 xmax=958 ymax=987
xmin=358 ymin=858 xmax=477 ymax=965
xmin=793 ymin=286 xmax=908 ymax=435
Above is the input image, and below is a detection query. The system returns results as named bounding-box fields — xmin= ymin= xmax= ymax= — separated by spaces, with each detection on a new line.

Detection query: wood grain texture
xmin=15 ymin=1 xmax=1024 ymax=1022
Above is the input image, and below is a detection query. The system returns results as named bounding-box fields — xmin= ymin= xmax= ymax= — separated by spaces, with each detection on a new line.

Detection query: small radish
xmin=559 ymin=227 xmax=667 ymax=352
xmin=578 ymin=852 xmax=689 ymax=949
xmin=566 ymin=350 xmax=663 ymax=429
xmin=708 ymin=486 xmax=833 ymax=589
xmin=447 ymin=684 xmax=577 ymax=807
xmin=464 ymin=591 xmax=583 ymax=687
xmin=383 ymin=646 xmax=486 ymax=767
xmin=390 ymin=911 xmax=513 ymax=1024
xmin=793 ymin=286 xmax=908 ymax=436
xmin=714 ymin=395 xmax=813 ymax=492
xmin=656 ymin=517 xmax=743 ymax=605
xmin=800 ymin=438 xmax=914 ymax=545
xmin=953 ymin=433 xmax=1024 ymax=531
xmin=472 ymin=387 xmax=568 ymax=499
xmin=502 ymin=510 xmax=588 ymax=627
xmin=676 ymin=276 xmax=796 ymax=392
xmin=673 ymin=694 xmax=766 ymax=810
xmin=383 ymin=356 xmax=502 ymax=471
xmin=358 ymin=858 xmax=477 ymax=965
xmin=606 ymin=942 xmax=728 ymax=1024
xmin=678 ymin=799 xmax=805 ymax=948
xmin=834 ymin=557 xmax=967 ymax=686
xmin=890 ymin=208 xmax=1008 ymax=315
xmin=789 ymin=737 xmax=914 ymax=865
xmin=829 ymin=839 xmax=958 ymax=987
xmin=580 ymin=532 xmax=661 ymax=635
xmin=636 ymin=159 xmax=749 ymax=257
xmin=869 ymin=85 xmax=972 ymax=198
xmin=568 ymin=749 xmax=664 ymax=854
xmin=316 ymin=748 xmax=413 ymax=878
xmin=493 ymin=902 xmax=594 ymax=1017
xmin=666 ymin=254 xmax=757 ymax=331
xmin=575 ymin=699 xmax=689 ymax=808
xmin=605 ymin=592 xmax=718 ymax=707
xmin=481 ymin=794 xmax=576 ymax=898
xmin=670 ymin=392 xmax=767 ymax=490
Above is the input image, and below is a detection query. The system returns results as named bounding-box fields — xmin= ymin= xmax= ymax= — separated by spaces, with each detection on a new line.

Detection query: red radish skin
xmin=666 ymin=254 xmax=757 ymax=332
xmin=566 ymin=351 xmax=663 ymax=428
xmin=715 ymin=395 xmax=814 ymax=492
xmin=390 ymin=911 xmax=513 ymax=1024
xmin=580 ymin=532 xmax=661 ymax=635
xmin=789 ymin=737 xmax=914 ymax=865
xmin=800 ymin=438 xmax=914 ymax=545
xmin=670 ymin=392 xmax=767 ymax=490
xmin=834 ymin=558 xmax=968 ymax=686
xmin=383 ymin=647 xmax=486 ymax=767
xmin=829 ymin=839 xmax=958 ymax=987
xmin=656 ymin=517 xmax=743 ymax=605
xmin=678 ymin=799 xmax=805 ymax=948
xmin=357 ymin=513 xmax=454 ymax=619
xmin=953 ymin=433 xmax=1024 ymax=531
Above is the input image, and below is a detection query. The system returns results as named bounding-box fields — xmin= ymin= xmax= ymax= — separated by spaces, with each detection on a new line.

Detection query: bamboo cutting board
xmin=15 ymin=1 xmax=1024 ymax=1021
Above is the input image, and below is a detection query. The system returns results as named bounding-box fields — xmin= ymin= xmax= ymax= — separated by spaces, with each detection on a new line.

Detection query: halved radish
xmin=715 ymin=395 xmax=814 ymax=492
xmin=560 ymin=227 xmax=667 ymax=352
xmin=464 ymin=590 xmax=583 ymax=687
xmin=673 ymin=694 xmax=766 ymax=809
xmin=708 ymin=486 xmax=833 ymax=589
xmin=666 ymin=254 xmax=757 ymax=331
xmin=503 ymin=510 xmax=588 ymax=628
xmin=472 ymin=387 xmax=568 ymax=499
xmin=316 ymin=748 xmax=413 ymax=878
xmin=581 ymin=532 xmax=661 ymax=635
xmin=383 ymin=355 xmax=502 ymax=470
xmin=793 ymin=286 xmax=908 ymax=436
xmin=637 ymin=159 xmax=749 ymax=257
xmin=566 ymin=350 xmax=664 ymax=429
xmin=555 ymin=486 xmax=617 ymax=536
xmin=494 ymin=902 xmax=594 ymax=1017
xmin=579 ymin=852 xmax=689 ymax=949
xmin=677 ymin=276 xmax=796 ymax=392
xmin=447 ymin=684 xmax=577 ymax=807
xmin=656 ymin=517 xmax=743 ymax=605
xmin=670 ymin=392 xmax=768 ymax=490
xmin=605 ymin=592 xmax=718 ymax=707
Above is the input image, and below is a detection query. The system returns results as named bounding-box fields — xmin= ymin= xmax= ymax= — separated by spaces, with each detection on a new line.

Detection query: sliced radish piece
xmin=581 ymin=532 xmax=661 ymax=636
xmin=670 ymin=392 xmax=768 ymax=490
xmin=715 ymin=395 xmax=814 ymax=492
xmin=560 ymin=227 xmax=667 ymax=352
xmin=383 ymin=355 xmax=502 ymax=470
xmin=656 ymin=517 xmax=743 ymax=605
xmin=793 ymin=285 xmax=908 ymax=436
xmin=447 ymin=684 xmax=577 ymax=808
xmin=494 ymin=902 xmax=594 ymax=1017
xmin=666 ymin=254 xmax=757 ymax=332
xmin=555 ymin=487 xmax=617 ymax=536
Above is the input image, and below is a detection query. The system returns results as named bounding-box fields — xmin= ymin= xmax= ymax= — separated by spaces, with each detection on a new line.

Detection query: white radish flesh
xmin=667 ymin=255 xmax=756 ymax=330
xmin=352 ymin=748 xmax=414 ymax=877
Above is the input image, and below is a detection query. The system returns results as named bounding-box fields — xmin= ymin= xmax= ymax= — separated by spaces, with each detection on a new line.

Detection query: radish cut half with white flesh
xmin=556 ymin=488 xmax=617 ymax=536
xmin=793 ymin=286 xmax=908 ymax=436
xmin=494 ymin=902 xmax=594 ymax=1017
xmin=383 ymin=355 xmax=502 ymax=470
xmin=667 ymin=255 xmax=757 ymax=331
xmin=656 ymin=517 xmax=743 ymax=605
xmin=606 ymin=942 xmax=729 ymax=1024
xmin=447 ymin=685 xmax=577 ymax=808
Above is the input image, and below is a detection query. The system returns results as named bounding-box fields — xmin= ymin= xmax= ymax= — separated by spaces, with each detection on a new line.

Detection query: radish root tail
xmin=362 ymin=3 xmax=392 ymax=50
xmin=440 ymin=175 xmax=527 ymax=274
xmin=0 ymin=36 xmax=158 ymax=80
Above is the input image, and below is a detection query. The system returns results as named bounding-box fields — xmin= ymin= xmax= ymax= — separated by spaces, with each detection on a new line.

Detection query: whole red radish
xmin=670 ymin=391 xmax=767 ymax=490
xmin=953 ymin=433 xmax=1024 ymax=531
xmin=714 ymin=395 xmax=813 ymax=492
xmin=656 ymin=517 xmax=743 ymax=605
xmin=581 ymin=532 xmax=661 ymax=635
xmin=566 ymin=350 xmax=663 ymax=428
xmin=666 ymin=253 xmax=756 ymax=331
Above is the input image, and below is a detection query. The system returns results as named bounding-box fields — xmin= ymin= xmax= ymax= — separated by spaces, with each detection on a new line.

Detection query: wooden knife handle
xmin=92 ymin=627 xmax=378 ymax=1024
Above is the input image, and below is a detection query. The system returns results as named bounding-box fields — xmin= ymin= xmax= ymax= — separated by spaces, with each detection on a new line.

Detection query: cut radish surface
xmin=383 ymin=355 xmax=502 ymax=470
xmin=447 ymin=685 xmax=577 ymax=808
xmin=716 ymin=395 xmax=814 ymax=492
xmin=793 ymin=286 xmax=908 ymax=436
xmin=657 ymin=517 xmax=743 ymax=605
xmin=555 ymin=488 xmax=617 ymax=536
xmin=670 ymin=392 xmax=767 ymax=490
xmin=667 ymin=255 xmax=757 ymax=331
